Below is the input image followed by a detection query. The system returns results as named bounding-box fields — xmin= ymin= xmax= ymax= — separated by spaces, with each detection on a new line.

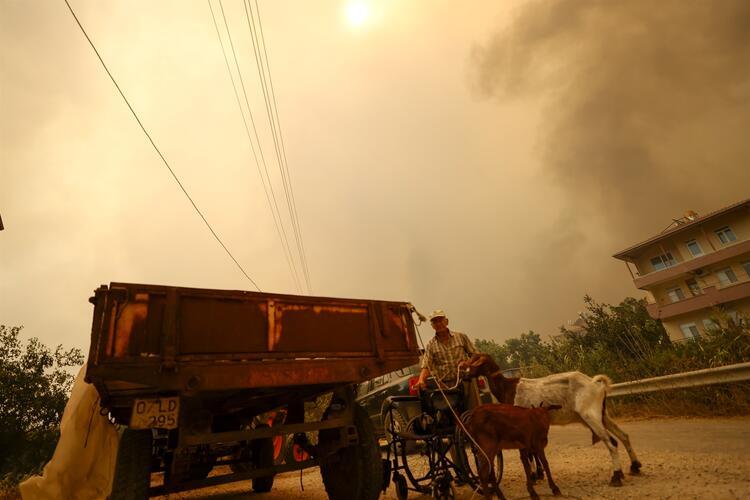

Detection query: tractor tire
xmin=319 ymin=403 xmax=382 ymax=500
xmin=110 ymin=428 xmax=152 ymax=500
xmin=251 ymin=433 xmax=276 ymax=492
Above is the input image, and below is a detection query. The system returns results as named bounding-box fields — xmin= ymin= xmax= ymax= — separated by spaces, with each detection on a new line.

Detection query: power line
xmin=242 ymin=1 xmax=302 ymax=289
xmin=246 ymin=0 xmax=312 ymax=292
xmin=63 ymin=0 xmax=261 ymax=291
xmin=215 ymin=0 xmax=304 ymax=293
xmin=208 ymin=0 xmax=302 ymax=292
xmin=253 ymin=0 xmax=312 ymax=292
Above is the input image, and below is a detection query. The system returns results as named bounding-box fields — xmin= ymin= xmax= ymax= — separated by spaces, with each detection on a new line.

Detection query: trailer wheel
xmin=252 ymin=433 xmax=275 ymax=492
xmin=320 ymin=404 xmax=382 ymax=500
xmin=111 ymin=428 xmax=152 ymax=500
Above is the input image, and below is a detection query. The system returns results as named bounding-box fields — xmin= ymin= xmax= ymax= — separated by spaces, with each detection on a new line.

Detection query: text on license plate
xmin=130 ymin=397 xmax=179 ymax=429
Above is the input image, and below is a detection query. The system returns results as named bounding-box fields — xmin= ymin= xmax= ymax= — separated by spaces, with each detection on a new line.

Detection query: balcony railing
xmin=646 ymin=279 xmax=750 ymax=320
xmin=634 ymin=238 xmax=750 ymax=290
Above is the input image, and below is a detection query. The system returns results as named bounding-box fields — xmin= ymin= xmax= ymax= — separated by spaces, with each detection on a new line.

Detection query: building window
xmin=702 ymin=318 xmax=718 ymax=332
xmin=666 ymin=287 xmax=686 ymax=303
xmin=650 ymin=252 xmax=676 ymax=271
xmin=680 ymin=323 xmax=700 ymax=339
xmin=686 ymin=239 xmax=703 ymax=257
xmin=715 ymin=226 xmax=737 ymax=245
xmin=742 ymin=261 xmax=750 ymax=278
xmin=685 ymin=278 xmax=701 ymax=297
xmin=716 ymin=267 xmax=738 ymax=286
xmin=728 ymin=310 xmax=739 ymax=326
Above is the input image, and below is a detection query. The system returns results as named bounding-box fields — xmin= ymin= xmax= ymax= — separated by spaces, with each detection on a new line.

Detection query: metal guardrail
xmin=609 ymin=361 xmax=750 ymax=397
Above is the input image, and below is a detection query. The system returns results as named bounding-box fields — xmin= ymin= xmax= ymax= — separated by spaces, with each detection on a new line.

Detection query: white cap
xmin=428 ymin=309 xmax=447 ymax=321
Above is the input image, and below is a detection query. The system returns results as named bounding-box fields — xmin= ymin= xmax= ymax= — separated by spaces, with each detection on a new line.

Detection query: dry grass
xmin=608 ymin=383 xmax=750 ymax=419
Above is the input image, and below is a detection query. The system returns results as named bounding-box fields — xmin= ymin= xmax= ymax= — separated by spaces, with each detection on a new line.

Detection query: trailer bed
xmin=86 ymin=283 xmax=420 ymax=409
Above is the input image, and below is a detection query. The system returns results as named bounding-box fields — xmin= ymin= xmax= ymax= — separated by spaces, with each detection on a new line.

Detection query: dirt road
xmin=158 ymin=417 xmax=750 ymax=500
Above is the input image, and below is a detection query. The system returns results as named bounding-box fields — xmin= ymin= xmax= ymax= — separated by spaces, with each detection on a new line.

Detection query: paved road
xmin=157 ymin=417 xmax=750 ymax=500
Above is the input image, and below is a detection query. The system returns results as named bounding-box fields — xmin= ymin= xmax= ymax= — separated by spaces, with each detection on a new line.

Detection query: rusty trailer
xmin=85 ymin=282 xmax=420 ymax=500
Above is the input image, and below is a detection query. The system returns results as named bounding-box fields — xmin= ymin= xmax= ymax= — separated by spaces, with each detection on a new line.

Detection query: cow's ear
xmin=468 ymin=353 xmax=484 ymax=367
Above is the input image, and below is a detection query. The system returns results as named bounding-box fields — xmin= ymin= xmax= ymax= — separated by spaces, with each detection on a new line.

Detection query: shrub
xmin=0 ymin=325 xmax=84 ymax=484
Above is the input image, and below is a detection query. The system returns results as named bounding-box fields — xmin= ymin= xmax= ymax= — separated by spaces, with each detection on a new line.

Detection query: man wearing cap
xmin=416 ymin=309 xmax=481 ymax=409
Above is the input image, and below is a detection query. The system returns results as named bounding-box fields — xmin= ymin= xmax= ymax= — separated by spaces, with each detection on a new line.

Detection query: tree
xmin=0 ymin=325 xmax=84 ymax=481
xmin=475 ymin=332 xmax=552 ymax=371
xmin=574 ymin=296 xmax=669 ymax=358
xmin=503 ymin=331 xmax=551 ymax=369
xmin=548 ymin=296 xmax=671 ymax=379
xmin=474 ymin=339 xmax=509 ymax=370
xmin=474 ymin=296 xmax=671 ymax=380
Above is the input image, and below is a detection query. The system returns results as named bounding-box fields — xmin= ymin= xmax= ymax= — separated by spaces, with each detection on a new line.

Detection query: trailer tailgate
xmin=86 ymin=283 xmax=420 ymax=396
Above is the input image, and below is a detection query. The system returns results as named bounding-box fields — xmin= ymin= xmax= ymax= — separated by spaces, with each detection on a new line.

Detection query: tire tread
xmin=110 ymin=428 xmax=152 ymax=500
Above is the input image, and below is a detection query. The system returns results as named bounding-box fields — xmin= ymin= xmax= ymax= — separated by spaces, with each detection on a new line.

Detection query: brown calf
xmin=464 ymin=403 xmax=562 ymax=500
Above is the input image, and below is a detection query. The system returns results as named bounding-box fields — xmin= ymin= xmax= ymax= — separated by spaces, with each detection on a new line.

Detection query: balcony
xmin=634 ymin=238 xmax=750 ymax=290
xmin=646 ymin=279 xmax=750 ymax=320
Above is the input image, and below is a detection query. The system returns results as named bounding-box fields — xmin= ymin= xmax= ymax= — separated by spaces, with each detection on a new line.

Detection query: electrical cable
xmin=246 ymin=0 xmax=312 ymax=292
xmin=249 ymin=0 xmax=311 ymax=292
xmin=63 ymin=0 xmax=261 ymax=291
xmin=242 ymin=0 xmax=302 ymax=291
xmin=208 ymin=0 xmax=302 ymax=292
xmin=216 ymin=0 xmax=303 ymax=292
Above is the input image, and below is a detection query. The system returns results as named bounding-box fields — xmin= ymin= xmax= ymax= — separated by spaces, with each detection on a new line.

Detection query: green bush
xmin=0 ymin=325 xmax=84 ymax=484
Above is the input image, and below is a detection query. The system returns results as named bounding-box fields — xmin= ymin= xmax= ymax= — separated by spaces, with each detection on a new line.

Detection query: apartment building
xmin=613 ymin=198 xmax=750 ymax=341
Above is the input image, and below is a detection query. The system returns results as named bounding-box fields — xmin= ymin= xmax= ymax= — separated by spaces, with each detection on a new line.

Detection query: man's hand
xmin=416 ymin=368 xmax=431 ymax=391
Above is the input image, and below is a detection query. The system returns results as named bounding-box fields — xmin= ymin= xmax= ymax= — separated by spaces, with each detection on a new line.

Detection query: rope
xmin=410 ymin=309 xmax=493 ymax=500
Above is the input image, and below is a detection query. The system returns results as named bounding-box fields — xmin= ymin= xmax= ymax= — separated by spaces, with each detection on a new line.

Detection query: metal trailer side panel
xmin=85 ymin=283 xmax=420 ymax=399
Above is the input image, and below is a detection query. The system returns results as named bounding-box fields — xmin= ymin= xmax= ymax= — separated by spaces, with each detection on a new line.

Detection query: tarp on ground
xmin=19 ymin=366 xmax=119 ymax=500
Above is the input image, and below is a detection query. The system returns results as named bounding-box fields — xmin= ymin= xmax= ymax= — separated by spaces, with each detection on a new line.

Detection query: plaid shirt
xmin=421 ymin=330 xmax=477 ymax=383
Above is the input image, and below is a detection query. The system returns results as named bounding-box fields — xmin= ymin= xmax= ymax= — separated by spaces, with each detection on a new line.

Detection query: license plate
xmin=130 ymin=397 xmax=179 ymax=429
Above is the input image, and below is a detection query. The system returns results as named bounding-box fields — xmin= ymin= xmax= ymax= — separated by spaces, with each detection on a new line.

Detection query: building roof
xmin=613 ymin=197 xmax=750 ymax=260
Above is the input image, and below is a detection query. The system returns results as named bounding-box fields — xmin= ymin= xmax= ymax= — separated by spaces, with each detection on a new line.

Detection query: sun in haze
xmin=344 ymin=1 xmax=370 ymax=28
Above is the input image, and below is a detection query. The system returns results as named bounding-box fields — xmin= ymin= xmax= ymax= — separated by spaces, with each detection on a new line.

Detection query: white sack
xmin=19 ymin=366 xmax=119 ymax=500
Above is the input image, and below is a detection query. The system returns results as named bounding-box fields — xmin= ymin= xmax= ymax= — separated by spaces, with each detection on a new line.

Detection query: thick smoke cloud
xmin=474 ymin=0 xmax=750 ymax=233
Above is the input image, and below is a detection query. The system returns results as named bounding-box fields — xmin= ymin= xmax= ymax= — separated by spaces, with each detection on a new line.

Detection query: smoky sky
xmin=470 ymin=0 xmax=750 ymax=327
xmin=474 ymin=0 xmax=750 ymax=233
xmin=2 ymin=1 xmax=749 ymax=355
